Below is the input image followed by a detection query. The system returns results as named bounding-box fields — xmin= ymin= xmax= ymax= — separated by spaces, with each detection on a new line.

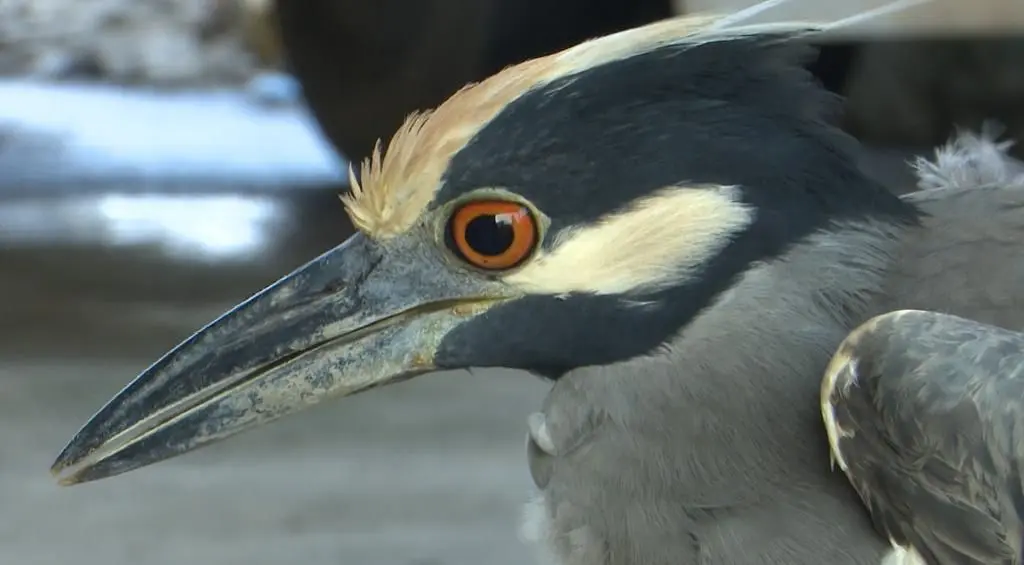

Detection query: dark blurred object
xmin=478 ymin=0 xmax=672 ymax=77
xmin=806 ymin=42 xmax=860 ymax=95
xmin=240 ymin=0 xmax=284 ymax=68
xmin=843 ymin=38 xmax=1024 ymax=155
xmin=274 ymin=0 xmax=674 ymax=163
xmin=267 ymin=0 xmax=1024 ymax=164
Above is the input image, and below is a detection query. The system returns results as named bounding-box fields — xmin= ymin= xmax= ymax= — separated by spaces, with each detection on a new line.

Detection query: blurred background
xmin=0 ymin=1 xmax=1022 ymax=564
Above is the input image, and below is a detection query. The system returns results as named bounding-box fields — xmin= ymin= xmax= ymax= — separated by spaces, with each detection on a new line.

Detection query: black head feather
xmin=433 ymin=32 xmax=920 ymax=378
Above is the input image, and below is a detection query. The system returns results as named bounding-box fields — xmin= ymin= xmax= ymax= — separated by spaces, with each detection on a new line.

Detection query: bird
xmin=48 ymin=1 xmax=1024 ymax=564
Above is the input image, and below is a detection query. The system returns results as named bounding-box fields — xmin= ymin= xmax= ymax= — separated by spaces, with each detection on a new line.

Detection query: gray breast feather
xmin=821 ymin=309 xmax=1024 ymax=565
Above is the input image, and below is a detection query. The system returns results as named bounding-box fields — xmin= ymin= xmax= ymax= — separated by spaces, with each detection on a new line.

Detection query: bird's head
xmin=51 ymin=6 xmax=919 ymax=485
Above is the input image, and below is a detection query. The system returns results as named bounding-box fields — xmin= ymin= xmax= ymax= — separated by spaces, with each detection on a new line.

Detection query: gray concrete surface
xmin=1 ymin=360 xmax=546 ymax=565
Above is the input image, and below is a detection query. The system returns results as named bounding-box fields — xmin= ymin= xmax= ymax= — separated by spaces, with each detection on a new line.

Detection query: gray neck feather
xmin=569 ymin=219 xmax=909 ymax=506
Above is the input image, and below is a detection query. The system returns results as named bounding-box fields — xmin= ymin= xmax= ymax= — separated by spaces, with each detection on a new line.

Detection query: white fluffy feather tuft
xmin=913 ymin=123 xmax=1024 ymax=191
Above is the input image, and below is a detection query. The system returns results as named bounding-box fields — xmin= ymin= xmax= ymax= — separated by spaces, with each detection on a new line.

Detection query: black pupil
xmin=465 ymin=214 xmax=515 ymax=256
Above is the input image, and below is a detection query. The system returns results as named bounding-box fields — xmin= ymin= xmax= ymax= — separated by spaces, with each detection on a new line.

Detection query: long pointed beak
xmin=51 ymin=233 xmax=505 ymax=485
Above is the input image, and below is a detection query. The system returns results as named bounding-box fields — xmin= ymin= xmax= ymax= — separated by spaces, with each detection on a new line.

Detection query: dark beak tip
xmin=49 ymin=454 xmax=81 ymax=485
xmin=49 ymin=451 xmax=74 ymax=476
xmin=55 ymin=474 xmax=83 ymax=487
xmin=48 ymin=455 xmax=83 ymax=486
xmin=49 ymin=426 xmax=101 ymax=478
xmin=52 ymin=465 xmax=101 ymax=487
xmin=49 ymin=454 xmax=119 ymax=487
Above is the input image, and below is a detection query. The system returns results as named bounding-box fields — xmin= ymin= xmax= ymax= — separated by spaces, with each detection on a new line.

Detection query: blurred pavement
xmin=1 ymin=362 xmax=546 ymax=565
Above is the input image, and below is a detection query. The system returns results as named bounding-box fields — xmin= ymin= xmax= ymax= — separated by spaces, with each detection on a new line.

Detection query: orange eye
xmin=448 ymin=200 xmax=538 ymax=270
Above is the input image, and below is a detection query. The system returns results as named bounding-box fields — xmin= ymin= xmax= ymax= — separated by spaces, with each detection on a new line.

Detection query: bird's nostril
xmin=321 ymin=282 xmax=346 ymax=295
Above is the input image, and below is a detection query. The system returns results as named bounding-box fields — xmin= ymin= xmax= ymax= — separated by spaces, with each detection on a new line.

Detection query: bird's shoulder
xmin=821 ymin=309 xmax=1024 ymax=565
xmin=882 ymin=130 xmax=1024 ymax=330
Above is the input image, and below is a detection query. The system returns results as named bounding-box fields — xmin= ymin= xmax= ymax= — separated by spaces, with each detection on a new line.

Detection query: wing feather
xmin=821 ymin=309 xmax=1024 ymax=565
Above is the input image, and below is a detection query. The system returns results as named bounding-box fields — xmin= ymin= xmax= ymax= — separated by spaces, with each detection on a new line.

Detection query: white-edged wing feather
xmin=822 ymin=309 xmax=1024 ymax=565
